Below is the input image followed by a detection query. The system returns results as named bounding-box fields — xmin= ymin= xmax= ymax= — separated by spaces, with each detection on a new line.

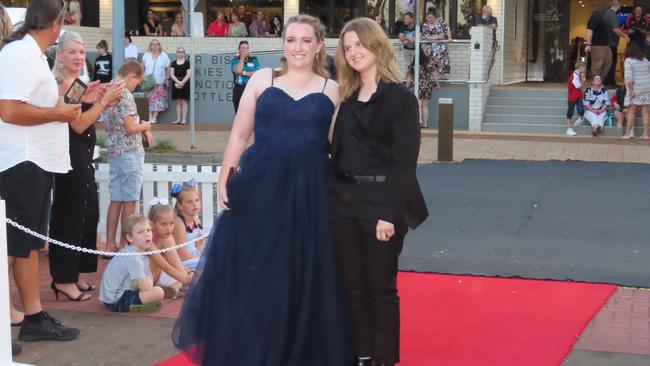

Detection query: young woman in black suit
xmin=331 ymin=18 xmax=429 ymax=366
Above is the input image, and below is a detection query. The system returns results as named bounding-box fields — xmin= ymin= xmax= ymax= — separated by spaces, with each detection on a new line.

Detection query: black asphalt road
xmin=401 ymin=159 xmax=650 ymax=288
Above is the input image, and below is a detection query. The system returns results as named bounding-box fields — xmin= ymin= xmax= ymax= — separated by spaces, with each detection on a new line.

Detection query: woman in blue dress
xmin=172 ymin=14 xmax=352 ymax=365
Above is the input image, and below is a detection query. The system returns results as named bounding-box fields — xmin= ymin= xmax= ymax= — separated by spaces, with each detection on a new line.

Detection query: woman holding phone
xmin=48 ymin=31 xmax=123 ymax=302
xmin=331 ymin=18 xmax=428 ymax=366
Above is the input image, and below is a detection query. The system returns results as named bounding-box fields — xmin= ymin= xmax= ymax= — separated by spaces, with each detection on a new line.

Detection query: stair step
xmin=482 ymin=123 xmax=644 ymax=137
xmin=485 ymin=105 xmax=566 ymax=116
xmin=487 ymin=96 xmax=566 ymax=107
xmin=490 ymin=88 xmax=566 ymax=98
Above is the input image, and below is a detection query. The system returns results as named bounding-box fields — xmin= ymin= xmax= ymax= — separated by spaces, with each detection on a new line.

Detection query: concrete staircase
xmin=482 ymin=86 xmax=644 ymax=137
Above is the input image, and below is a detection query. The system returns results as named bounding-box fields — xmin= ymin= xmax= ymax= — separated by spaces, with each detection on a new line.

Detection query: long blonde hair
xmin=274 ymin=14 xmax=328 ymax=78
xmin=0 ymin=5 xmax=12 ymax=48
xmin=336 ymin=17 xmax=402 ymax=101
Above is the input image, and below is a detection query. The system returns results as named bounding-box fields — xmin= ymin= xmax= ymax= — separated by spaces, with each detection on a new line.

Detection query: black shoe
xmin=18 ymin=312 xmax=80 ymax=342
xmin=356 ymin=357 xmax=372 ymax=366
xmin=12 ymin=342 xmax=22 ymax=356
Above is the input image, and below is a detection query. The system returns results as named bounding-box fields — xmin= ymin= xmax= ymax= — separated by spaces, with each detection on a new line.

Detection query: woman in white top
xmin=623 ymin=42 xmax=650 ymax=140
xmin=124 ymin=34 xmax=139 ymax=60
xmin=582 ymin=75 xmax=609 ymax=137
xmin=142 ymin=39 xmax=171 ymax=123
xmin=170 ymin=11 xmax=186 ymax=37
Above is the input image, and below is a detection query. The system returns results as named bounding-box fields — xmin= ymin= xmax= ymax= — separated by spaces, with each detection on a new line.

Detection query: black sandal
xmin=76 ymin=282 xmax=96 ymax=292
xmin=51 ymin=282 xmax=91 ymax=302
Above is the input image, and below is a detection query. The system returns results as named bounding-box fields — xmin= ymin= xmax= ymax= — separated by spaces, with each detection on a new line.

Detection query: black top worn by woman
xmin=49 ymin=103 xmax=99 ymax=283
xmin=93 ymin=53 xmax=113 ymax=83
xmin=331 ymin=80 xmax=428 ymax=229
xmin=171 ymin=59 xmax=190 ymax=100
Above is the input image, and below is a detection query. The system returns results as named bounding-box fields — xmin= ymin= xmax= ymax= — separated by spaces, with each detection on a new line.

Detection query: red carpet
xmin=155 ymin=272 xmax=616 ymax=366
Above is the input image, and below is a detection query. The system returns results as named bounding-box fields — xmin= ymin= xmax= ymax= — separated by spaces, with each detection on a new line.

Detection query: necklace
xmin=288 ymin=74 xmax=315 ymax=99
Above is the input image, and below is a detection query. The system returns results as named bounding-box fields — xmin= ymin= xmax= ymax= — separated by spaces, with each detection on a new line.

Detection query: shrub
xmin=153 ymin=138 xmax=177 ymax=153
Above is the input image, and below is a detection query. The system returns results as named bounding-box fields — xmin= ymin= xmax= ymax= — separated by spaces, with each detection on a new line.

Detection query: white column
xmin=0 ymin=200 xmax=33 ymax=366
xmin=283 ymin=0 xmax=299 ymax=22
xmin=99 ymin=0 xmax=112 ymax=29
xmin=467 ymin=26 xmax=493 ymax=132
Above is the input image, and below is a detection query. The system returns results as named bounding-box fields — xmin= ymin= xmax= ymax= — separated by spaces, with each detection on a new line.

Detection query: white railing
xmin=94 ymin=164 xmax=221 ymax=242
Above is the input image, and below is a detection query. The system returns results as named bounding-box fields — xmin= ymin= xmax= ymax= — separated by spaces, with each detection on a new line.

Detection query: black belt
xmin=338 ymin=174 xmax=387 ymax=184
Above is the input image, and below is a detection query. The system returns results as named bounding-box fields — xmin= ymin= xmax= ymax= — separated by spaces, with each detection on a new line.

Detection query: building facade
xmin=2 ymin=0 xmax=635 ymax=130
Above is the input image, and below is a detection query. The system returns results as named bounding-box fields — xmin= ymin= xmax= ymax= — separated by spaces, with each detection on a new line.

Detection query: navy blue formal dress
xmin=173 ymin=78 xmax=352 ymax=366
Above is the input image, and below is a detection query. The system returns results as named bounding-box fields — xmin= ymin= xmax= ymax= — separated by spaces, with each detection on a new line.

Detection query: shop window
xmin=302 ymin=0 xmax=363 ymax=36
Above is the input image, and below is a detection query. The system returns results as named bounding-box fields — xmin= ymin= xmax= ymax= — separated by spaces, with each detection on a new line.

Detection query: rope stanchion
xmin=1 ymin=200 xmax=34 ymax=366
xmin=1 ymin=206 xmax=209 ymax=365
xmin=4 ymin=218 xmax=209 ymax=257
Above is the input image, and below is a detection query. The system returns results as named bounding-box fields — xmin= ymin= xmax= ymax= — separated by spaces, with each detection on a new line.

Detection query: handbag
xmin=141 ymin=56 xmax=159 ymax=91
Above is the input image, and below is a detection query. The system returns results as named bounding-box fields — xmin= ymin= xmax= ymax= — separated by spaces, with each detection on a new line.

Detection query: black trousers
xmin=331 ymin=211 xmax=406 ymax=364
xmin=233 ymin=84 xmax=245 ymax=113
xmin=605 ymin=45 xmax=618 ymax=86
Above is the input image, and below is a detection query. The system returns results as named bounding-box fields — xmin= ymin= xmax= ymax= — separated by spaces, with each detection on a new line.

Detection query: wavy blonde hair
xmin=274 ymin=14 xmax=328 ymax=78
xmin=336 ymin=17 xmax=402 ymax=101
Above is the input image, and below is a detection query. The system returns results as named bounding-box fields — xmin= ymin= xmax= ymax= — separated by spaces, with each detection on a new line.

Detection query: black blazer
xmin=331 ymin=80 xmax=428 ymax=229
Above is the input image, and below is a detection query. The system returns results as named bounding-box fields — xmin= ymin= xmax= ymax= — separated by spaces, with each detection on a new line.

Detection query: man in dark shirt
xmin=398 ymin=12 xmax=415 ymax=50
xmin=475 ymin=5 xmax=498 ymax=43
xmin=624 ymin=6 xmax=649 ymax=56
xmin=586 ymin=6 xmax=613 ymax=79
xmin=160 ymin=11 xmax=175 ymax=36
xmin=398 ymin=12 xmax=416 ymax=66
xmin=604 ymin=0 xmax=629 ymax=87
xmin=237 ymin=5 xmax=252 ymax=28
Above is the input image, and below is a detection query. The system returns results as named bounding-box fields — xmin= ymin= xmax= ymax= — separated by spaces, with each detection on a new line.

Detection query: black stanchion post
xmin=438 ymin=98 xmax=454 ymax=162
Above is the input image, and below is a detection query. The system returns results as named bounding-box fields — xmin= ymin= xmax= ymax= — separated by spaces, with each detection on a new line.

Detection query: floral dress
xmin=624 ymin=57 xmax=650 ymax=106
xmin=408 ymin=18 xmax=451 ymax=100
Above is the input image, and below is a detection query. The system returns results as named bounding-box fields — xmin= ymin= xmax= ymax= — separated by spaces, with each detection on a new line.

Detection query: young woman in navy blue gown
xmin=172 ymin=14 xmax=352 ymax=365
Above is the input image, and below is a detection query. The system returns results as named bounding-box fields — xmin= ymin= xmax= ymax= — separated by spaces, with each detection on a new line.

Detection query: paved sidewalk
xmin=132 ymin=124 xmax=650 ymax=164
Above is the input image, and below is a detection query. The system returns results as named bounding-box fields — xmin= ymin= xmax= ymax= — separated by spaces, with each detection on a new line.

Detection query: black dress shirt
xmin=331 ymin=80 xmax=428 ymax=229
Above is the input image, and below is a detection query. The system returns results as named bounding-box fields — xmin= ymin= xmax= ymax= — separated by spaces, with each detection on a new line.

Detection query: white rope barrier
xmin=1 ymin=200 xmax=210 ymax=365
xmin=4 ymin=218 xmax=210 ymax=257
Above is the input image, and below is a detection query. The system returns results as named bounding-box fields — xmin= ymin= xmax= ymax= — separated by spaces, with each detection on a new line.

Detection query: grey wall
xmin=424 ymin=84 xmax=470 ymax=130
xmin=157 ymin=52 xmax=283 ymax=124
xmin=87 ymin=51 xmax=470 ymax=128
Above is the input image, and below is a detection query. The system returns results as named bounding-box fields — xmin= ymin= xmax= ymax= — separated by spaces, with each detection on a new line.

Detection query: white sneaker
xmin=566 ymin=128 xmax=577 ymax=136
xmin=574 ymin=117 xmax=584 ymax=127
xmin=630 ymin=130 xmax=635 ymax=138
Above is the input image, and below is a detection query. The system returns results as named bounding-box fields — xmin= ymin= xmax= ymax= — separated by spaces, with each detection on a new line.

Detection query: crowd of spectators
xmin=142 ymin=6 xmax=282 ymax=38
xmin=573 ymin=0 xmax=650 ymax=139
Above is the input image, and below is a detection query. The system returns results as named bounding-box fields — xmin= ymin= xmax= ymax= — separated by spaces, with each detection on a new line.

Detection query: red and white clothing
xmin=206 ymin=21 xmax=229 ymax=37
xmin=567 ymin=71 xmax=584 ymax=103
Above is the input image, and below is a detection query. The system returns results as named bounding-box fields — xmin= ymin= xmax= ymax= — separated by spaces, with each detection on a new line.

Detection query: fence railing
xmin=94 ymin=164 xmax=221 ymax=241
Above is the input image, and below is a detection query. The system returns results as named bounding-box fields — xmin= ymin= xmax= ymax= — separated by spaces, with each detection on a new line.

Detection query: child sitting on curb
xmin=148 ymin=198 xmax=193 ymax=299
xmin=172 ymin=180 xmax=204 ymax=271
xmin=99 ymin=214 xmax=164 ymax=313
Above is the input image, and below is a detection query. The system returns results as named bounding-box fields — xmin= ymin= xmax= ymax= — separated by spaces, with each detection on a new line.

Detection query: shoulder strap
xmin=321 ymin=78 xmax=328 ymax=93
xmin=271 ymin=69 xmax=275 ymax=86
